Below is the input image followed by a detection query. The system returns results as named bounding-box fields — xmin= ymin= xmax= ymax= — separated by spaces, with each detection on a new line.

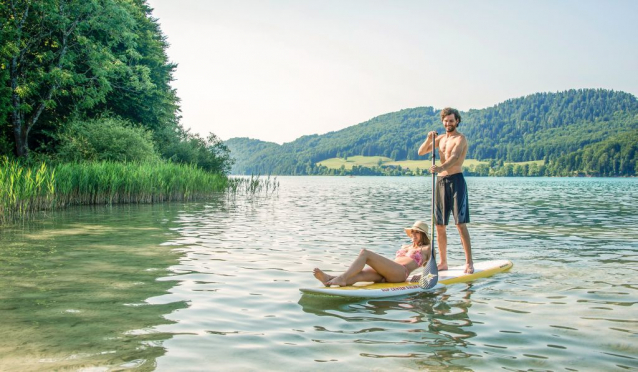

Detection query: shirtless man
xmin=418 ymin=107 xmax=473 ymax=274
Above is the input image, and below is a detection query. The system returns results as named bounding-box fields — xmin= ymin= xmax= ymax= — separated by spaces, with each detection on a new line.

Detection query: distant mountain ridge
xmin=225 ymin=89 xmax=638 ymax=176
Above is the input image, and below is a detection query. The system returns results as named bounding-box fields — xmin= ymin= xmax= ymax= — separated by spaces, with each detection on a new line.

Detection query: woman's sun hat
xmin=404 ymin=220 xmax=430 ymax=238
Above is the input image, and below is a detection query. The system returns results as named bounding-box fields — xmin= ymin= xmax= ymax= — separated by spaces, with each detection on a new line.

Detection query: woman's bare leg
xmin=339 ymin=267 xmax=384 ymax=285
xmin=314 ymin=267 xmax=383 ymax=286
xmin=327 ymin=249 xmax=407 ymax=286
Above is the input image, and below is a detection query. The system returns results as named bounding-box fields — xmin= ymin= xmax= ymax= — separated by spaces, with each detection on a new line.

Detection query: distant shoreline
xmin=229 ymin=173 xmax=636 ymax=178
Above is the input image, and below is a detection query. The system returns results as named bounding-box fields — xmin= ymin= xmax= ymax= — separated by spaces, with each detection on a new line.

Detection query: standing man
xmin=418 ymin=107 xmax=473 ymax=274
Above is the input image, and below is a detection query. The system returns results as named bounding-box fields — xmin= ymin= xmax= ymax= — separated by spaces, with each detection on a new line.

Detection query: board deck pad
xmin=300 ymin=259 xmax=513 ymax=298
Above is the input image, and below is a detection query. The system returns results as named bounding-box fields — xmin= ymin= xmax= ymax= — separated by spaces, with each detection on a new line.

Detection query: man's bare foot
xmin=437 ymin=262 xmax=448 ymax=271
xmin=326 ymin=275 xmax=348 ymax=287
xmin=313 ymin=268 xmax=335 ymax=286
xmin=464 ymin=262 xmax=474 ymax=274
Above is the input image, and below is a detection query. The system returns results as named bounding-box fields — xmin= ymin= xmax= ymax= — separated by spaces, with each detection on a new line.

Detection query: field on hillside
xmin=318 ymin=156 xmax=485 ymax=170
xmin=318 ymin=156 xmax=393 ymax=170
xmin=317 ymin=156 xmax=543 ymax=170
xmin=385 ymin=159 xmax=488 ymax=170
xmin=505 ymin=160 xmax=544 ymax=166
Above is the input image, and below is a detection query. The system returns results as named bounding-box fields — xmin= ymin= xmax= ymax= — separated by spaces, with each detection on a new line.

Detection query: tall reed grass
xmin=0 ymin=158 xmax=55 ymax=222
xmin=226 ymin=175 xmax=279 ymax=195
xmin=51 ymin=161 xmax=229 ymax=206
xmin=1 ymin=159 xmax=226 ymax=223
xmin=1 ymin=159 xmax=281 ymax=224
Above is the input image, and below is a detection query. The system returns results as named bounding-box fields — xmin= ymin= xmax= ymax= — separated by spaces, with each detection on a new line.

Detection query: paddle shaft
xmin=416 ymin=131 xmax=439 ymax=289
xmin=431 ymin=132 xmax=436 ymax=256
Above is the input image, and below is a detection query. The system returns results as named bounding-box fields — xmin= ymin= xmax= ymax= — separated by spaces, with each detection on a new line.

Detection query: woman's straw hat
xmin=404 ymin=220 xmax=430 ymax=238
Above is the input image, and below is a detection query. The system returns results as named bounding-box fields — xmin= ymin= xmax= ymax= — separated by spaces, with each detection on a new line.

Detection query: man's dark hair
xmin=440 ymin=107 xmax=462 ymax=125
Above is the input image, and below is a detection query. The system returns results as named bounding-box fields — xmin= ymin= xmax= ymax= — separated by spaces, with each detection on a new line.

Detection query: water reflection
xmin=0 ymin=204 xmax=187 ymax=371
xmin=297 ymin=285 xmax=477 ymax=365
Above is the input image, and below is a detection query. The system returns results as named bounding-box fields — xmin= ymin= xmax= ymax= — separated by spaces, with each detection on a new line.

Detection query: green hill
xmin=225 ymin=89 xmax=638 ymax=176
xmin=548 ymin=129 xmax=638 ymax=176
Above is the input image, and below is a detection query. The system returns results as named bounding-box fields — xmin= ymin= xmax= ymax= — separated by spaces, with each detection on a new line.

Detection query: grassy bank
xmin=1 ymin=159 xmax=278 ymax=223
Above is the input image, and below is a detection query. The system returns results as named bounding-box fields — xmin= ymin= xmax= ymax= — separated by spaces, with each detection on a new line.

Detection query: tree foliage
xmin=56 ymin=116 xmax=159 ymax=162
xmin=0 ymin=0 xmax=233 ymax=175
xmin=1 ymin=0 xmax=152 ymax=157
xmin=546 ymin=129 xmax=638 ymax=176
xmin=162 ymin=131 xmax=234 ymax=175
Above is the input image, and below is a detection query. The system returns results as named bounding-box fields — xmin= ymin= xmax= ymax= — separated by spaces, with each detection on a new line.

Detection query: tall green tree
xmin=83 ymin=0 xmax=181 ymax=149
xmin=0 ymin=0 xmax=154 ymax=158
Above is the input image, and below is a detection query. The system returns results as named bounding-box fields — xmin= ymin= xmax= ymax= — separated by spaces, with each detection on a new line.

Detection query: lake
xmin=1 ymin=176 xmax=637 ymax=371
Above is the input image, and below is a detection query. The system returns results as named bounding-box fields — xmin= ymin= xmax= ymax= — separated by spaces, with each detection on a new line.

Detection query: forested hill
xmin=225 ymin=89 xmax=638 ymax=176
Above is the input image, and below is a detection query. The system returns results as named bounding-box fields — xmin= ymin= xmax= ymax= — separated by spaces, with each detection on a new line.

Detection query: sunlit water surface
xmin=1 ymin=177 xmax=637 ymax=371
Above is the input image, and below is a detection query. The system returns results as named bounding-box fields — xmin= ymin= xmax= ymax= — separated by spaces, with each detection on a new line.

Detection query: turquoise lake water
xmin=0 ymin=176 xmax=637 ymax=371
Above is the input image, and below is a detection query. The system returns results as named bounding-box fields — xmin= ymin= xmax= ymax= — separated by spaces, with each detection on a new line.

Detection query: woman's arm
xmin=407 ymin=246 xmax=430 ymax=282
xmin=423 ymin=245 xmax=430 ymax=262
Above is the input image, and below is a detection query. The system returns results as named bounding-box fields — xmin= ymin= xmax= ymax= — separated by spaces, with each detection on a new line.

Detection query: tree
xmin=84 ymin=0 xmax=181 ymax=148
xmin=162 ymin=130 xmax=234 ymax=175
xmin=1 ymin=0 xmax=154 ymax=158
xmin=56 ymin=116 xmax=159 ymax=162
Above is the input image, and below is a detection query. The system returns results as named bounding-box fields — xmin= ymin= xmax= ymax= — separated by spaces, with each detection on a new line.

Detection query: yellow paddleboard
xmin=300 ymin=259 xmax=513 ymax=298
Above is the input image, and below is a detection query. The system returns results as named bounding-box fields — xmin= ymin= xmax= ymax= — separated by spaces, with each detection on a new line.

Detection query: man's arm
xmin=418 ymin=132 xmax=438 ymax=156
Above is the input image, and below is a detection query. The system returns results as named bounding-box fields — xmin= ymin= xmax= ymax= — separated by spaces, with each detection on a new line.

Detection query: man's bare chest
xmin=439 ymin=139 xmax=452 ymax=156
xmin=439 ymin=136 xmax=460 ymax=157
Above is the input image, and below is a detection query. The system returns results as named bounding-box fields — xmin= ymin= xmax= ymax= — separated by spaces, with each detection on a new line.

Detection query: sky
xmin=146 ymin=0 xmax=638 ymax=144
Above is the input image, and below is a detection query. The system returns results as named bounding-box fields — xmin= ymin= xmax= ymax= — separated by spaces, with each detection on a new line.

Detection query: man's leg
xmin=456 ymin=223 xmax=473 ymax=274
xmin=436 ymin=224 xmax=448 ymax=270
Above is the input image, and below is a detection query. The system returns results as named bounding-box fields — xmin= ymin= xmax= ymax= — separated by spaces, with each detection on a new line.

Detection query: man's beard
xmin=446 ymin=125 xmax=457 ymax=132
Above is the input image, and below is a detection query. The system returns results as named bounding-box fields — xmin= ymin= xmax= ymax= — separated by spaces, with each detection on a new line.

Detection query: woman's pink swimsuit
xmin=395 ymin=247 xmax=425 ymax=280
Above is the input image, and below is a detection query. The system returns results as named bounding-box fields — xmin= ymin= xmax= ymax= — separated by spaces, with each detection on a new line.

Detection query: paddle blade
xmin=418 ymin=252 xmax=439 ymax=289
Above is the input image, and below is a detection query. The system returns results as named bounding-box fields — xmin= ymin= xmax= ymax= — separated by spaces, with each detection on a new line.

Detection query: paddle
xmin=418 ymin=132 xmax=439 ymax=289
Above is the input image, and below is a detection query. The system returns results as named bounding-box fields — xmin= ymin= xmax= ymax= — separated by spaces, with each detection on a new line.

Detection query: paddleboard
xmin=300 ymin=259 xmax=513 ymax=298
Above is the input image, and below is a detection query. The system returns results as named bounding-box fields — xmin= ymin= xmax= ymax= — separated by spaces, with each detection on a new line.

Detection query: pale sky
xmin=146 ymin=0 xmax=638 ymax=144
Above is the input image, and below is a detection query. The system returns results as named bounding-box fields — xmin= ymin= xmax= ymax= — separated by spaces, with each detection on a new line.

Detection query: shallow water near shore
xmin=1 ymin=176 xmax=637 ymax=371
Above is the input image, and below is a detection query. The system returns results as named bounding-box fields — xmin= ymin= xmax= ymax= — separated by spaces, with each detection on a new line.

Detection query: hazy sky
xmin=146 ymin=0 xmax=638 ymax=144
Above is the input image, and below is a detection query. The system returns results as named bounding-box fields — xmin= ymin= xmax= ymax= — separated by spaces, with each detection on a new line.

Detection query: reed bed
xmin=1 ymin=159 xmax=225 ymax=224
xmin=226 ymin=175 xmax=279 ymax=195
xmin=1 ymin=160 xmax=280 ymax=224
xmin=0 ymin=158 xmax=56 ymax=222
xmin=52 ymin=161 xmax=229 ymax=206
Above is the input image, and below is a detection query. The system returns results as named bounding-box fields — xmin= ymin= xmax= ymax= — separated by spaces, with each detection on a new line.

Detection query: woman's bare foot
xmin=326 ymin=275 xmax=348 ymax=287
xmin=313 ymin=268 xmax=335 ymax=286
xmin=437 ymin=262 xmax=448 ymax=271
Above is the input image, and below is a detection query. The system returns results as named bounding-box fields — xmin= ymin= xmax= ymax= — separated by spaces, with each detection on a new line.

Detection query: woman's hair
xmin=414 ymin=230 xmax=430 ymax=246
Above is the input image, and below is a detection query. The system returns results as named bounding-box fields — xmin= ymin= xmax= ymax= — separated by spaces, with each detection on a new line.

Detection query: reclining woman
xmin=313 ymin=221 xmax=432 ymax=287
